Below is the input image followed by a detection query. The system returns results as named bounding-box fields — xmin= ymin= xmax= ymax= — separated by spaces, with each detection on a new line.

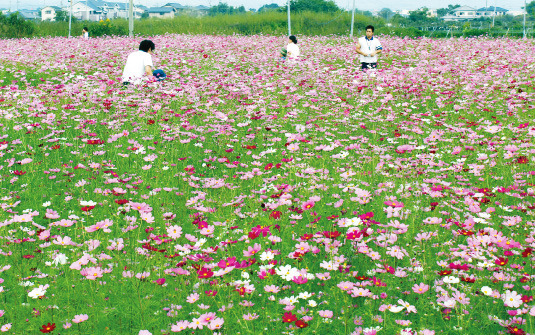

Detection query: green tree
xmin=54 ymin=10 xmax=73 ymax=22
xmin=209 ymin=2 xmax=245 ymax=15
xmin=258 ymin=3 xmax=279 ymax=12
xmin=437 ymin=4 xmax=460 ymax=17
xmin=0 ymin=12 xmax=36 ymax=38
xmin=378 ymin=8 xmax=394 ymax=20
xmin=284 ymin=0 xmax=340 ymax=13
xmin=408 ymin=7 xmax=429 ymax=22
xmin=527 ymin=1 xmax=535 ymax=17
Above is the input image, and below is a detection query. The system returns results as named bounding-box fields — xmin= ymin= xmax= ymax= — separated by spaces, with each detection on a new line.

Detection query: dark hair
xmin=289 ymin=35 xmax=297 ymax=44
xmin=139 ymin=40 xmax=155 ymax=52
xmin=366 ymin=25 xmax=374 ymax=32
xmin=83 ymin=27 xmax=88 ymax=32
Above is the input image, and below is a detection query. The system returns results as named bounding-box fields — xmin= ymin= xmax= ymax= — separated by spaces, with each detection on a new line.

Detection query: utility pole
xmin=350 ymin=0 xmax=356 ymax=38
xmin=524 ymin=0 xmax=527 ymax=38
xmin=129 ymin=0 xmax=134 ymax=37
xmin=492 ymin=0 xmax=497 ymax=27
xmin=287 ymin=0 xmax=291 ymax=36
xmin=68 ymin=0 xmax=72 ymax=38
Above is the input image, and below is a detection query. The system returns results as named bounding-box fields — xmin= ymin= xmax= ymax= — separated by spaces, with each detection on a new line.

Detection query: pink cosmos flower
xmin=186 ymin=293 xmax=200 ymax=303
xmin=318 ymin=310 xmax=333 ymax=318
xmin=301 ymin=200 xmax=315 ymax=211
xmin=243 ymin=243 xmax=261 ymax=257
xmin=207 ymin=318 xmax=224 ymax=330
xmin=135 ymin=272 xmax=150 ymax=280
xmin=171 ymin=320 xmax=189 ymax=332
xmin=82 ymin=266 xmax=103 ymax=280
xmin=412 ymin=283 xmax=429 ymax=294
xmin=72 ymin=314 xmax=88 ymax=323
xmin=167 ymin=225 xmax=183 ymax=239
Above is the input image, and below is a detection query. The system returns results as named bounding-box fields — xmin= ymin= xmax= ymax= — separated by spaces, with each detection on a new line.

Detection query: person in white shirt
xmin=122 ymin=40 xmax=166 ymax=85
xmin=356 ymin=25 xmax=383 ymax=71
xmin=81 ymin=27 xmax=89 ymax=40
xmin=280 ymin=35 xmax=300 ymax=62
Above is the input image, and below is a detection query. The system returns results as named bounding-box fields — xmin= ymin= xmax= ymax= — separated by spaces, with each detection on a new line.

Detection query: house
xmin=41 ymin=6 xmax=62 ymax=21
xmin=477 ymin=6 xmax=508 ymax=17
xmin=164 ymin=3 xmax=186 ymax=11
xmin=62 ymin=1 xmax=144 ymax=21
xmin=148 ymin=7 xmax=176 ymax=19
xmin=163 ymin=3 xmax=209 ymax=17
xmin=63 ymin=0 xmax=105 ymax=21
xmin=14 ymin=9 xmax=40 ymax=21
xmin=442 ymin=5 xmax=509 ymax=21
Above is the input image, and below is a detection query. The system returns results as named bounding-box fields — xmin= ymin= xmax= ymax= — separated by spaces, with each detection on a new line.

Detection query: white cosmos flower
xmin=389 ymin=305 xmax=405 ymax=313
xmin=443 ymin=276 xmax=460 ymax=284
xmin=481 ymin=286 xmax=492 ymax=296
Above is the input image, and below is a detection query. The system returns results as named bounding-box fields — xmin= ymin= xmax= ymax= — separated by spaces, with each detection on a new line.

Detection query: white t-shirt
xmin=122 ymin=50 xmax=154 ymax=84
xmin=83 ymin=32 xmax=89 ymax=40
xmin=358 ymin=36 xmax=382 ymax=63
xmin=287 ymin=43 xmax=300 ymax=60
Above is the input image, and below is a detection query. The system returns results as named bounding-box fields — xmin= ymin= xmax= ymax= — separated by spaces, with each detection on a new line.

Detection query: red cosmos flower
xmin=51 ymin=145 xmax=61 ymax=149
xmin=322 ymin=231 xmax=341 ymax=239
xmin=457 ymin=229 xmax=474 ymax=237
xmin=81 ymin=206 xmax=95 ymax=212
xmin=147 ymin=120 xmax=155 ymax=125
xmin=495 ymin=257 xmax=508 ymax=266
xmin=517 ymin=156 xmax=529 ymax=164
xmin=203 ymin=54 xmax=208 ymax=58
xmin=507 ymin=326 xmax=526 ymax=335
xmin=521 ymin=295 xmax=533 ymax=303
xmin=22 ymin=255 xmax=35 ymax=259
xmin=282 ymin=312 xmax=297 ymax=323
xmin=39 ymin=323 xmax=56 ymax=333
xmin=269 ymin=211 xmax=282 ymax=220
xmin=153 ymin=278 xmax=166 ymax=285
xmin=12 ymin=170 xmax=26 ymax=175
xmin=197 ymin=268 xmax=214 ymax=279
xmin=460 ymin=276 xmax=476 ymax=283
xmin=87 ymin=139 xmax=104 ymax=145
xmin=301 ymin=233 xmax=313 ymax=240
xmin=346 ymin=231 xmax=361 ymax=240
xmin=295 ymin=320 xmax=308 ymax=328
xmin=245 ymin=145 xmax=256 ymax=149
xmin=264 ymin=163 xmax=273 ymax=171
xmin=371 ymin=276 xmax=387 ymax=287
xmin=355 ymin=275 xmax=370 ymax=281
xmin=438 ymin=270 xmax=453 ymax=276
xmin=205 ymin=290 xmax=218 ymax=296
xmin=522 ymin=248 xmax=533 ymax=258
xmin=115 ymin=199 xmax=128 ymax=205
xmin=235 ymin=286 xmax=246 ymax=296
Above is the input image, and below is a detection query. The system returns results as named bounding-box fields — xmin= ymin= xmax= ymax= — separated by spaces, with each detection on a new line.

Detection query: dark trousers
xmin=361 ymin=62 xmax=377 ymax=70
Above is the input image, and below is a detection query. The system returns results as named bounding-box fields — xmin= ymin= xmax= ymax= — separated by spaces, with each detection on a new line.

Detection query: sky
xmin=1 ymin=0 xmax=527 ymax=12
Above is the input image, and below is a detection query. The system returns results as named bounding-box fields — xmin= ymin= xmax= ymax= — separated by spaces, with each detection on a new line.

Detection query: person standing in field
xmin=356 ymin=25 xmax=382 ymax=71
xmin=81 ymin=27 xmax=89 ymax=40
xmin=122 ymin=40 xmax=166 ymax=85
xmin=280 ymin=35 xmax=300 ymax=62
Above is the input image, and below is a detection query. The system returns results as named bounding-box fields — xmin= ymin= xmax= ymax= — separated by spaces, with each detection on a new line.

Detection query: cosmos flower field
xmin=0 ymin=34 xmax=535 ymax=335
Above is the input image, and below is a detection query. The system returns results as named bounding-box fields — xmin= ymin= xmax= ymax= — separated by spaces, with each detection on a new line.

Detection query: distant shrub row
xmin=0 ymin=11 xmax=525 ymax=39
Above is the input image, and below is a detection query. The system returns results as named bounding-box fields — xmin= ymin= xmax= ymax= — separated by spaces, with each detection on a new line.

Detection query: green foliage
xmin=527 ymin=1 xmax=535 ymax=17
xmin=437 ymin=4 xmax=461 ymax=17
xmin=209 ymin=2 xmax=246 ymax=16
xmin=285 ymin=0 xmax=340 ymax=13
xmin=258 ymin=3 xmax=280 ymax=12
xmin=408 ymin=8 xmax=430 ymax=23
xmin=0 ymin=12 xmax=36 ymax=38
xmin=87 ymin=19 xmax=127 ymax=37
xmin=54 ymin=10 xmax=71 ymax=22
xmin=378 ymin=8 xmax=394 ymax=20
